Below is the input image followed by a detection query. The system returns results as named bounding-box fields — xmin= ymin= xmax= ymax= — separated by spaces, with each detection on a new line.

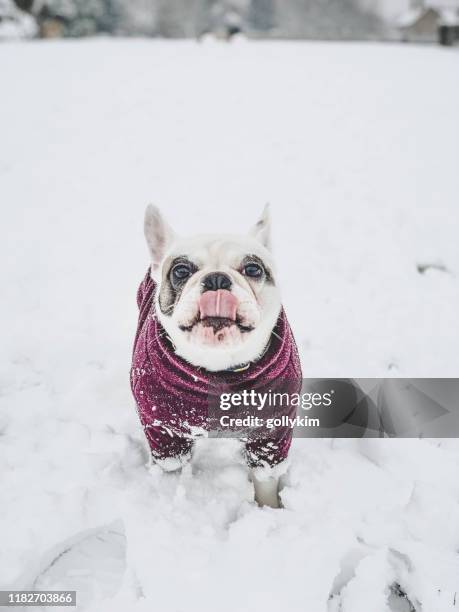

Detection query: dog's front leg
xmin=251 ymin=471 xmax=280 ymax=508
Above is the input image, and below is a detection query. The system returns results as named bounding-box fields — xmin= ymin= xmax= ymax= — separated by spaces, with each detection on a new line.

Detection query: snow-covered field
xmin=1 ymin=39 xmax=459 ymax=611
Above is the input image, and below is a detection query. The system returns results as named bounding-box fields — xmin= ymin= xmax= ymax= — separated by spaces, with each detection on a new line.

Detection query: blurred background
xmin=1 ymin=0 xmax=459 ymax=44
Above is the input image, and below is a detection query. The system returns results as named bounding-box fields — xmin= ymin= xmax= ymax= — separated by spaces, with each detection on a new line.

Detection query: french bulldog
xmin=131 ymin=205 xmax=302 ymax=508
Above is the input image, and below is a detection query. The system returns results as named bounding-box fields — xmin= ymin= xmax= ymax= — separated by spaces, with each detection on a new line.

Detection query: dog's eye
xmin=243 ymin=263 xmax=263 ymax=278
xmin=171 ymin=264 xmax=192 ymax=281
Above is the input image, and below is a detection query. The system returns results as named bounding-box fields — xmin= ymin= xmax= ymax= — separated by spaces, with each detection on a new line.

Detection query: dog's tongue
xmin=199 ymin=290 xmax=238 ymax=321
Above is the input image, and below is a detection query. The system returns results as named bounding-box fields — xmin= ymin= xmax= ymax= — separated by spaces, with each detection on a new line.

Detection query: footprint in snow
xmin=15 ymin=521 xmax=126 ymax=611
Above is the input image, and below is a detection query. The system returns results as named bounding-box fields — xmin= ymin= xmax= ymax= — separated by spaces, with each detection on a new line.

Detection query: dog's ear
xmin=144 ymin=204 xmax=175 ymax=270
xmin=249 ymin=204 xmax=271 ymax=250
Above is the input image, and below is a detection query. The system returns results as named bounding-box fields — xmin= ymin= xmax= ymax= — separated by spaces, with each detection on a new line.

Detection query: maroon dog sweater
xmin=130 ymin=270 xmax=303 ymax=469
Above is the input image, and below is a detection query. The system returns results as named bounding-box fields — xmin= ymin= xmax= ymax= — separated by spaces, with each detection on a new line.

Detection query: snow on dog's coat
xmin=130 ymin=269 xmax=302 ymax=470
xmin=130 ymin=205 xmax=302 ymax=503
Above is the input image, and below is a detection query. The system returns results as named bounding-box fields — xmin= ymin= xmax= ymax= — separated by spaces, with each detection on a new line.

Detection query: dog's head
xmin=144 ymin=205 xmax=281 ymax=372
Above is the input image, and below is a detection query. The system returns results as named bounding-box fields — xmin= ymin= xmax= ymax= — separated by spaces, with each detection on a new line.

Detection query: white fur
xmin=144 ymin=205 xmax=281 ymax=372
xmin=251 ymin=473 xmax=281 ymax=508
xmin=144 ymin=205 xmax=175 ymax=271
xmin=249 ymin=202 xmax=271 ymax=250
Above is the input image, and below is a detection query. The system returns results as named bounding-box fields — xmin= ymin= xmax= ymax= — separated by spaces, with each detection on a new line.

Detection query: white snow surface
xmin=1 ymin=39 xmax=459 ymax=611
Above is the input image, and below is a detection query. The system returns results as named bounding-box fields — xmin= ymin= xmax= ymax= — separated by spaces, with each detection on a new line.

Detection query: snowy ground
xmin=1 ymin=39 xmax=459 ymax=612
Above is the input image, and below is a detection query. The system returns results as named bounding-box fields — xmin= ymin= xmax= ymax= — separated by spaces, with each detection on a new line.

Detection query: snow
xmin=359 ymin=0 xmax=411 ymax=21
xmin=0 ymin=0 xmax=37 ymax=39
xmin=438 ymin=8 xmax=459 ymax=25
xmin=395 ymin=4 xmax=459 ymax=28
xmin=395 ymin=8 xmax=424 ymax=28
xmin=360 ymin=0 xmax=459 ymax=22
xmin=428 ymin=0 xmax=459 ymax=9
xmin=1 ymin=38 xmax=459 ymax=611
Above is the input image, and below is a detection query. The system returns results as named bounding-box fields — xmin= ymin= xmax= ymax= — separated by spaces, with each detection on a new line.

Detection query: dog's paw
xmin=151 ymin=451 xmax=192 ymax=473
xmin=252 ymin=473 xmax=281 ymax=509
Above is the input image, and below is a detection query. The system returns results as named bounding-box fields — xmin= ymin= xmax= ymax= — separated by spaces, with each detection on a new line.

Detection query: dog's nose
xmin=201 ymin=272 xmax=232 ymax=292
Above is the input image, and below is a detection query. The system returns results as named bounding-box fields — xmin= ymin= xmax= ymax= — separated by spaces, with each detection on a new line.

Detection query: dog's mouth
xmin=179 ymin=317 xmax=254 ymax=333
xmin=179 ymin=289 xmax=254 ymax=334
